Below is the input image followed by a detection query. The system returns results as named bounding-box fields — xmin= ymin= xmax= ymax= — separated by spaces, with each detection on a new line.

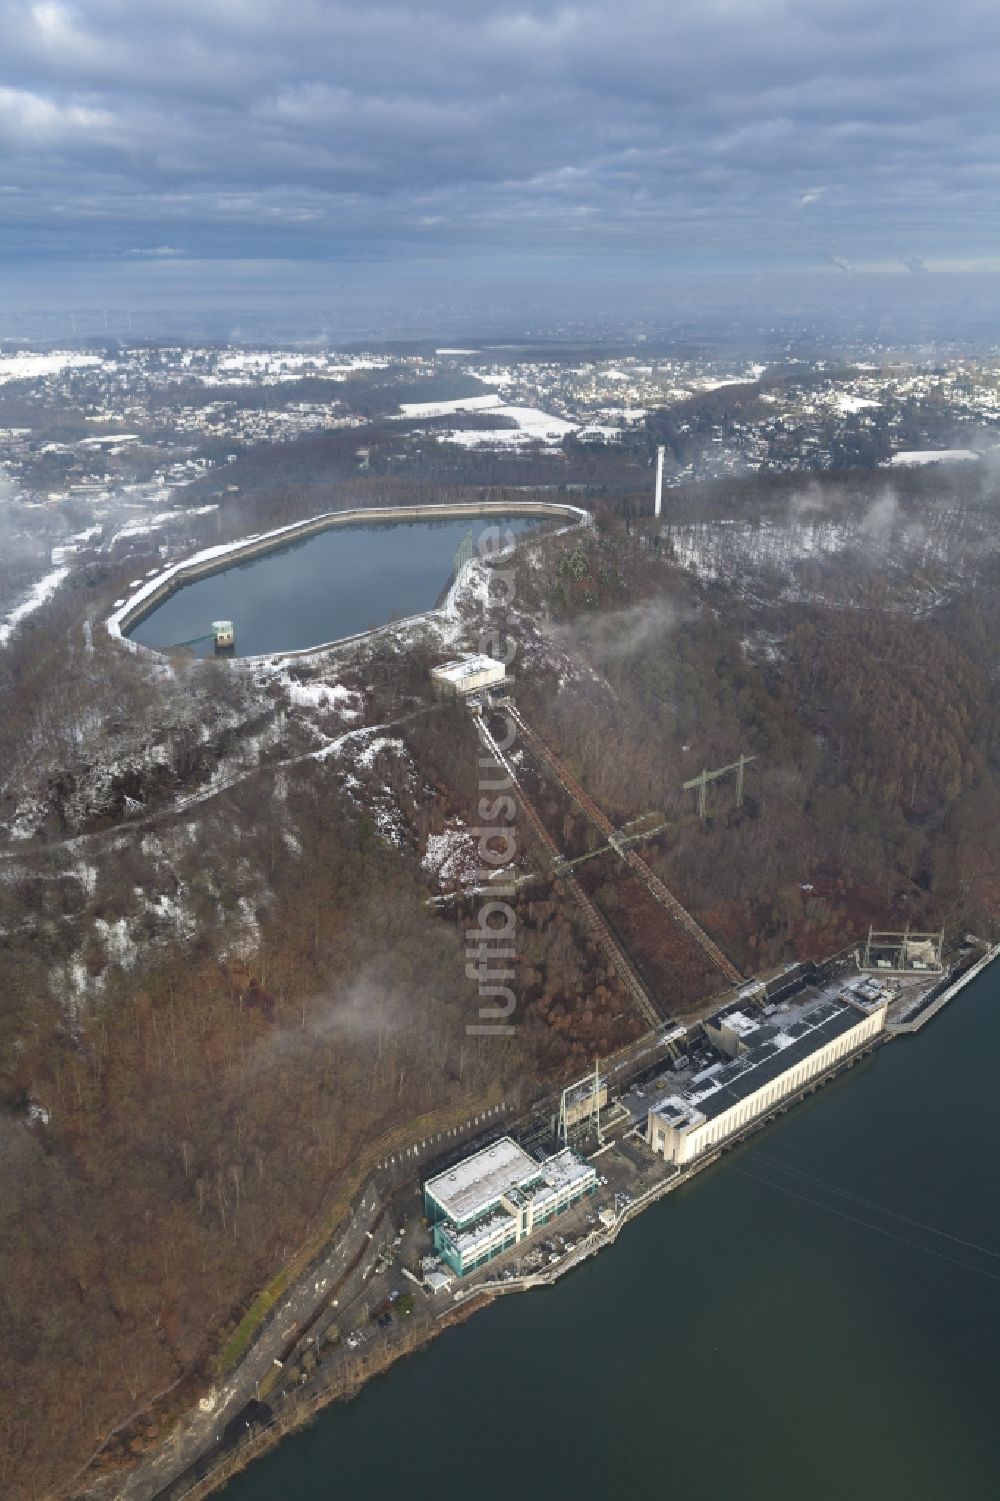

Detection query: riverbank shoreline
xmin=82 ymin=944 xmax=998 ymax=1501
xmin=888 ymin=941 xmax=1000 ymax=1034
xmin=131 ymin=1023 xmax=894 ymax=1501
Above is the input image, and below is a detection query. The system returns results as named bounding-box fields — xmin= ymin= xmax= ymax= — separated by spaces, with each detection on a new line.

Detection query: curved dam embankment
xmin=108 ymin=499 xmax=589 ymax=660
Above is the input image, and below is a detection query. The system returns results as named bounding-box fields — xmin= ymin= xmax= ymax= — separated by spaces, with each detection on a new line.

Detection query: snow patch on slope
xmin=422 ymin=822 xmax=480 ymax=888
xmin=0 ymin=566 xmax=70 ymax=646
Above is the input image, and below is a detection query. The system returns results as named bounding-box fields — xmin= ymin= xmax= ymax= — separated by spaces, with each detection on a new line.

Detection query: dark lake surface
xmin=128 ymin=515 xmax=542 ymax=657
xmin=221 ymin=965 xmax=1000 ymax=1501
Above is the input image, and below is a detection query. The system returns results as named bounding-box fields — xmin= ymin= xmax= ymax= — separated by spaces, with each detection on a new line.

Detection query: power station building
xmin=430 ymin=654 xmax=506 ymax=698
xmin=424 ymin=1136 xmax=597 ymax=1277
xmin=647 ymin=995 xmax=887 ymax=1166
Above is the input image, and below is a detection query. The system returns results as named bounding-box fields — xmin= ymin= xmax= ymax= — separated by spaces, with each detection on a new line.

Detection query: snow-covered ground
xmin=0 ymin=565 xmax=70 ymax=646
xmin=276 ymin=673 xmax=361 ymax=716
xmin=398 ymin=394 xmax=502 ymax=418
xmin=0 ymin=352 xmax=103 ymax=384
xmin=598 ymin=406 xmax=647 ymax=423
xmin=697 ymin=376 xmax=757 ymax=392
xmin=109 ymin=503 xmax=218 ymax=546
xmin=430 ymin=405 xmax=578 ymax=449
xmin=668 ymin=503 xmax=996 ymax=605
xmin=355 ymin=734 xmax=406 ymax=769
xmin=834 ymin=394 xmax=881 ymax=415
xmin=422 ymin=821 xmax=481 ymax=888
xmin=205 ymin=350 xmax=389 ymax=383
xmin=332 ymin=731 xmax=416 ymax=848
xmin=888 ymin=449 xmax=980 ymax=466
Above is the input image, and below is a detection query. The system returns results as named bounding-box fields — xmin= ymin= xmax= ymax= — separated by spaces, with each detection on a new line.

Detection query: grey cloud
xmin=0 ymin=0 xmax=998 ymax=291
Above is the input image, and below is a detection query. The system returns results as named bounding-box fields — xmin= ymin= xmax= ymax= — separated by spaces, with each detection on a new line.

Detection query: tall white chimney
xmin=654 ymin=444 xmax=665 ymax=518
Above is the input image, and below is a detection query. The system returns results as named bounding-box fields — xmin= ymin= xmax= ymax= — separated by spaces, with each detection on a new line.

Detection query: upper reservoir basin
xmin=126 ymin=513 xmax=544 ymax=658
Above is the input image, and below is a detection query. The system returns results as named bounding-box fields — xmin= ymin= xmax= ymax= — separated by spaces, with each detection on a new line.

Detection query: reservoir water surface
xmin=220 ymin=966 xmax=1000 ymax=1501
xmin=128 ymin=515 xmax=542 ymax=657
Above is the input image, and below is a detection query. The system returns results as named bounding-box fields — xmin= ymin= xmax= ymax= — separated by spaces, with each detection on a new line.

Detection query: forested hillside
xmin=515 ymin=488 xmax=1000 ymax=969
xmin=0 ymin=578 xmax=641 ymax=1497
xmin=2 ymin=457 xmax=1000 ymax=1499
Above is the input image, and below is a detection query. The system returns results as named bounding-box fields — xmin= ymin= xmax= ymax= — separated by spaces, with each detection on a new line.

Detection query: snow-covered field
xmin=598 ymin=406 xmax=647 ymax=423
xmin=0 ymin=351 xmax=103 ymax=384
xmin=888 ymin=449 xmax=980 ymax=466
xmin=398 ymin=394 xmax=502 ymax=419
xmin=429 ymin=404 xmax=578 ymax=449
xmin=206 ymin=350 xmax=389 ymax=383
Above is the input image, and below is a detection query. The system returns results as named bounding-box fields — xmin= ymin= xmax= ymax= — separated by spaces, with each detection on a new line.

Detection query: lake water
xmin=220 ymin=965 xmax=1000 ymax=1501
xmin=128 ymin=515 xmax=542 ymax=657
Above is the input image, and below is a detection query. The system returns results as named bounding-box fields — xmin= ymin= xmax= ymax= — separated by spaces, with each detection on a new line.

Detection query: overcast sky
xmin=1 ymin=0 xmax=998 ymax=328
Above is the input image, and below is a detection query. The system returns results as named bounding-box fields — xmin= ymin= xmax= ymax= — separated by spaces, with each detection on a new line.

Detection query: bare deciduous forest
xmin=2 ymin=451 xmax=1000 ymax=1500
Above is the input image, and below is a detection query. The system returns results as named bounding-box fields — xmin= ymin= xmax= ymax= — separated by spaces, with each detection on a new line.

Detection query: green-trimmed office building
xmin=424 ymin=1136 xmax=597 ymax=1277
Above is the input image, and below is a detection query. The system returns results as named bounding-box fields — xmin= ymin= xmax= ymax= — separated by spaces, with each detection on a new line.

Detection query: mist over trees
xmin=515 ymin=495 xmax=1000 ymax=967
xmin=2 ymin=420 xmax=1000 ymax=1499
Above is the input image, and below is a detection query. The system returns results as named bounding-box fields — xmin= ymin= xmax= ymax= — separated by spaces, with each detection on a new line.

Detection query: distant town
xmin=3 ymin=338 xmax=1000 ymax=642
xmin=4 ymin=332 xmax=1000 ymax=1501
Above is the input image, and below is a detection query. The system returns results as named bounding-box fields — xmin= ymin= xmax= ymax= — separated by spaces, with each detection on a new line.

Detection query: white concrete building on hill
xmin=430 ymin=654 xmax=506 ymax=697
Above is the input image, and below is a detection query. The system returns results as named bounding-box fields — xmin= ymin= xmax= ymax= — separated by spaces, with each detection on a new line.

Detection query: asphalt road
xmin=82 ymin=1181 xmax=389 ymax=1501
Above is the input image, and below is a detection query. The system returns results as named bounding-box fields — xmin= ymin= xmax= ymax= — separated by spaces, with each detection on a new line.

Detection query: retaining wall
xmin=108 ymin=500 xmax=590 ymax=651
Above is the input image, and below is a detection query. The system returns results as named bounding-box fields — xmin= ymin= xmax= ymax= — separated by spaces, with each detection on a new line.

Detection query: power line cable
xmin=745 ymin=1148 xmax=1000 ymax=1261
xmin=772 ymin=1137 xmax=1000 ymax=1233
xmin=727 ymin=1163 xmax=1000 ymax=1287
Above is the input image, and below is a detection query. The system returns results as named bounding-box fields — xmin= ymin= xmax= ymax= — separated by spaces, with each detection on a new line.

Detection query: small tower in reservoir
xmin=212 ymin=620 xmax=235 ymax=653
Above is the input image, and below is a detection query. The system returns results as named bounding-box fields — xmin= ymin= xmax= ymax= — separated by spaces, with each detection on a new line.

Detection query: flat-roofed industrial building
xmin=648 ymin=996 xmax=887 ymax=1166
xmin=430 ymin=654 xmax=506 ymax=697
xmin=424 ymin=1136 xmax=597 ymax=1277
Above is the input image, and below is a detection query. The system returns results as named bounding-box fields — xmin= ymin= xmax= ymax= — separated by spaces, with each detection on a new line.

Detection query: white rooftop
xmin=537 ymin=1147 xmax=595 ymax=1196
xmin=425 ymin=1136 xmax=537 ymax=1224
xmin=431 ymin=654 xmax=505 ymax=685
xmin=713 ymin=1008 xmax=760 ymax=1038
